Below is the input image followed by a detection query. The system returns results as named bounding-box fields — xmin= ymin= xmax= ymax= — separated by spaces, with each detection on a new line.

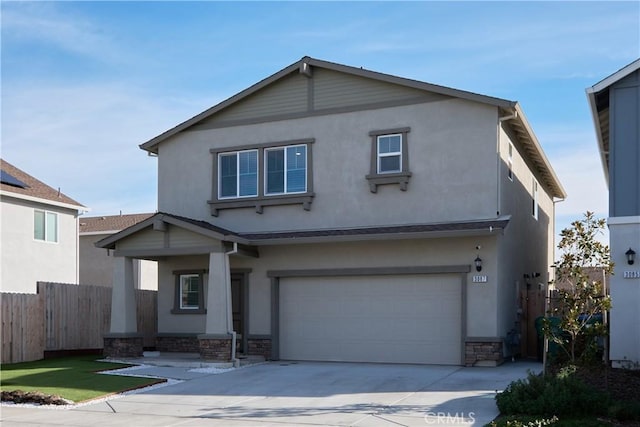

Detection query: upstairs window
xmin=209 ymin=139 xmax=315 ymax=216
xmin=219 ymin=150 xmax=258 ymax=198
xmin=377 ymin=134 xmax=402 ymax=174
xmin=532 ymin=179 xmax=539 ymax=220
xmin=34 ymin=210 xmax=58 ymax=242
xmin=508 ymin=143 xmax=514 ymax=181
xmin=366 ymin=127 xmax=412 ymax=192
xmin=266 ymin=145 xmax=307 ymax=195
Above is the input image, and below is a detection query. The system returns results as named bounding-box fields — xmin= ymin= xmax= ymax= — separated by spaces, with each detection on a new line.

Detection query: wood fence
xmin=1 ymin=282 xmax=157 ymax=364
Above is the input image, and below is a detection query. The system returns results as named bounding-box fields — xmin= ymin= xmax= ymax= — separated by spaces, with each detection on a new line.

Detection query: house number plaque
xmin=472 ymin=275 xmax=488 ymax=283
xmin=623 ymin=271 xmax=640 ymax=279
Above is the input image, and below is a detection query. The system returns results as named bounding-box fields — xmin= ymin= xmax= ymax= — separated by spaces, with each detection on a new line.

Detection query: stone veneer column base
xmin=247 ymin=338 xmax=272 ymax=360
xmin=156 ymin=335 xmax=200 ymax=353
xmin=465 ymin=339 xmax=504 ymax=367
xmin=103 ymin=334 xmax=143 ymax=358
xmin=198 ymin=334 xmax=232 ymax=361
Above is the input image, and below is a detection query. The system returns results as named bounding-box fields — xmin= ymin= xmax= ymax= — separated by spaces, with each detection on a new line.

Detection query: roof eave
xmin=139 ymin=60 xmax=302 ymax=154
xmin=0 ymin=190 xmax=87 ymax=213
xmin=512 ymin=104 xmax=567 ymax=199
xmin=585 ymin=87 xmax=610 ymax=186
xmin=590 ymin=59 xmax=640 ymax=94
xmin=95 ymin=212 xmax=247 ymax=250
xmin=139 ymin=56 xmax=517 ymax=154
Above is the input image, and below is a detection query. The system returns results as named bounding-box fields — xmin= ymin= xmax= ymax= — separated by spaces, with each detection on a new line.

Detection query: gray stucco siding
xmin=229 ymin=236 xmax=501 ymax=338
xmin=610 ymin=69 xmax=640 ymax=217
xmin=157 ymin=256 xmax=209 ymax=334
xmin=158 ymin=99 xmax=500 ymax=232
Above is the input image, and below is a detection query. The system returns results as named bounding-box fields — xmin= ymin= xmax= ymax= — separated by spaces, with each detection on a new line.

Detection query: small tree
xmin=546 ymin=211 xmax=613 ymax=364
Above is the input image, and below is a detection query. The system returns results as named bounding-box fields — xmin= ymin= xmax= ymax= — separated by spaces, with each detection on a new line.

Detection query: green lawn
xmin=1 ymin=355 xmax=164 ymax=403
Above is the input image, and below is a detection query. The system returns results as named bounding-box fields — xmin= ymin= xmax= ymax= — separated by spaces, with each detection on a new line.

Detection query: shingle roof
xmin=0 ymin=159 xmax=84 ymax=208
xmin=79 ymin=213 xmax=155 ymax=234
xmin=239 ymin=218 xmax=511 ymax=241
xmin=96 ymin=211 xmax=510 ymax=250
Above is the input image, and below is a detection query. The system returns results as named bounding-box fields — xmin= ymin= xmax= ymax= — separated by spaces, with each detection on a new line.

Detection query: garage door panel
xmin=280 ymin=274 xmax=462 ymax=365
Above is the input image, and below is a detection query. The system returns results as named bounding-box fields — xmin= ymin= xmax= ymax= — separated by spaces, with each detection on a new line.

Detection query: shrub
xmin=607 ymin=400 xmax=640 ymax=421
xmin=496 ymin=370 xmax=609 ymax=417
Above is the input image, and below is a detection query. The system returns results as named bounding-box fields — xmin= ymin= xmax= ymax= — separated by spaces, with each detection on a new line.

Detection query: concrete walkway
xmin=1 ymin=360 xmax=540 ymax=426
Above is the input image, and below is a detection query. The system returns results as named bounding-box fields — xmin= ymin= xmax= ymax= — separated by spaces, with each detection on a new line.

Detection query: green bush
xmin=607 ymin=400 xmax=640 ymax=421
xmin=495 ymin=370 xmax=609 ymax=417
xmin=489 ymin=416 xmax=558 ymax=427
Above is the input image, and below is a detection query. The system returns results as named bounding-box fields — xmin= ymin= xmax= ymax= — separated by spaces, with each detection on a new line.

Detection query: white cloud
xmin=540 ymin=126 xmax=608 ymax=219
xmin=1 ymin=81 xmax=212 ymax=216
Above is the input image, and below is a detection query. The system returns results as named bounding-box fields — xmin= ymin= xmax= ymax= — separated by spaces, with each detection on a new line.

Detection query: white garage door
xmin=280 ymin=274 xmax=462 ymax=365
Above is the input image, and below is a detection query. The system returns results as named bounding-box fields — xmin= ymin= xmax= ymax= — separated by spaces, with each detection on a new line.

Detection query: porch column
xmin=198 ymin=251 xmax=233 ymax=361
xmin=103 ymin=256 xmax=143 ymax=358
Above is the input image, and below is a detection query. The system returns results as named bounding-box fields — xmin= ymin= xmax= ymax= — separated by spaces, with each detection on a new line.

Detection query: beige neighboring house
xmin=1 ymin=159 xmax=85 ymax=293
xmin=97 ymin=57 xmax=566 ymax=366
xmin=79 ymin=213 xmax=157 ymax=290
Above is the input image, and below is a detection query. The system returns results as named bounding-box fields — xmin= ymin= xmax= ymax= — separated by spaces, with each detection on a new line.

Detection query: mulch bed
xmin=1 ymin=390 xmax=72 ymax=405
xmin=574 ymin=366 xmax=640 ymax=403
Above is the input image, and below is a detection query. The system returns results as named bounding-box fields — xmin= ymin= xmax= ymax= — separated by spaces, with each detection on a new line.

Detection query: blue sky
xmin=2 ymin=1 xmax=639 ymax=244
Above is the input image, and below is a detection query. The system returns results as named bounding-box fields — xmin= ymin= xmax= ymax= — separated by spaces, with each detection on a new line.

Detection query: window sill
xmin=365 ymin=172 xmax=412 ymax=193
xmin=171 ymin=308 xmax=207 ymax=315
xmin=208 ymin=192 xmax=315 ymax=216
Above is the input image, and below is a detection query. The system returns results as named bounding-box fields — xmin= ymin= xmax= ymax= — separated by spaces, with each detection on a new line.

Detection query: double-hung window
xmin=180 ymin=274 xmax=200 ymax=309
xmin=34 ymin=210 xmax=58 ymax=242
xmin=376 ymin=134 xmax=402 ymax=174
xmin=366 ymin=127 xmax=411 ymax=192
xmin=219 ymin=150 xmax=258 ymax=198
xmin=265 ymin=145 xmax=307 ymax=195
xmin=172 ymin=270 xmax=206 ymax=314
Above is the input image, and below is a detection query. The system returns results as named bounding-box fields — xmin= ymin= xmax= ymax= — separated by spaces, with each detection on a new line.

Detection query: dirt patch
xmin=1 ymin=390 xmax=72 ymax=406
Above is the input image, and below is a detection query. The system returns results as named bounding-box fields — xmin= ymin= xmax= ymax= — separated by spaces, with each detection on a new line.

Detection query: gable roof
xmin=139 ymin=56 xmax=565 ymax=199
xmin=586 ymin=58 xmax=640 ymax=185
xmin=95 ymin=212 xmax=244 ymax=249
xmin=0 ymin=159 xmax=85 ymax=211
xmin=96 ymin=211 xmax=511 ymax=249
xmin=79 ymin=213 xmax=155 ymax=235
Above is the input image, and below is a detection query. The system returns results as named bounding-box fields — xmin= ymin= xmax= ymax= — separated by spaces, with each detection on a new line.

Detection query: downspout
xmin=225 ymin=242 xmax=239 ymax=367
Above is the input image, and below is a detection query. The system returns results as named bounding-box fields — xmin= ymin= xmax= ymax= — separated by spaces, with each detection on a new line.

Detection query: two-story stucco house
xmin=98 ymin=57 xmax=565 ymax=366
xmin=1 ymin=159 xmax=85 ymax=293
xmin=587 ymin=58 xmax=640 ymax=367
xmin=79 ymin=213 xmax=158 ymax=290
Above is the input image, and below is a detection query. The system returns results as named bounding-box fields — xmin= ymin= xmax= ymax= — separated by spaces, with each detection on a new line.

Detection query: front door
xmin=231 ymin=273 xmax=244 ymax=353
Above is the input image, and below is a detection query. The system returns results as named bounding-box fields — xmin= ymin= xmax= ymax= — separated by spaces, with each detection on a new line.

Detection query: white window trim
xmin=218 ymin=149 xmax=258 ymax=200
xmin=34 ymin=209 xmax=58 ymax=243
xmin=376 ymin=133 xmax=403 ymax=174
xmin=179 ymin=273 xmax=201 ymax=310
xmin=264 ymin=144 xmax=308 ymax=196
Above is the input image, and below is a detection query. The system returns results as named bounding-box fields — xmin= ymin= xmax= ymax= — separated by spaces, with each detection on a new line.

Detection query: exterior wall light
xmin=474 ymin=256 xmax=483 ymax=272
xmin=626 ymin=248 xmax=636 ymax=265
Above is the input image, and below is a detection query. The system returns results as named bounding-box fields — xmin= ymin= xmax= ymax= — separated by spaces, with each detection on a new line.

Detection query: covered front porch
xmin=96 ymin=213 xmax=259 ymax=362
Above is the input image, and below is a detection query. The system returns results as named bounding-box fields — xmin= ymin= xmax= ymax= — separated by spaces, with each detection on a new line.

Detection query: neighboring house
xmin=97 ymin=57 xmax=566 ymax=366
xmin=1 ymin=159 xmax=85 ymax=293
xmin=79 ymin=213 xmax=158 ymax=290
xmin=587 ymin=58 xmax=640 ymax=368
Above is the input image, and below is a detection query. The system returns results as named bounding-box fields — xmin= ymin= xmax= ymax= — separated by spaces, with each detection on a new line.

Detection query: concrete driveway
xmin=1 ymin=360 xmax=540 ymax=426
